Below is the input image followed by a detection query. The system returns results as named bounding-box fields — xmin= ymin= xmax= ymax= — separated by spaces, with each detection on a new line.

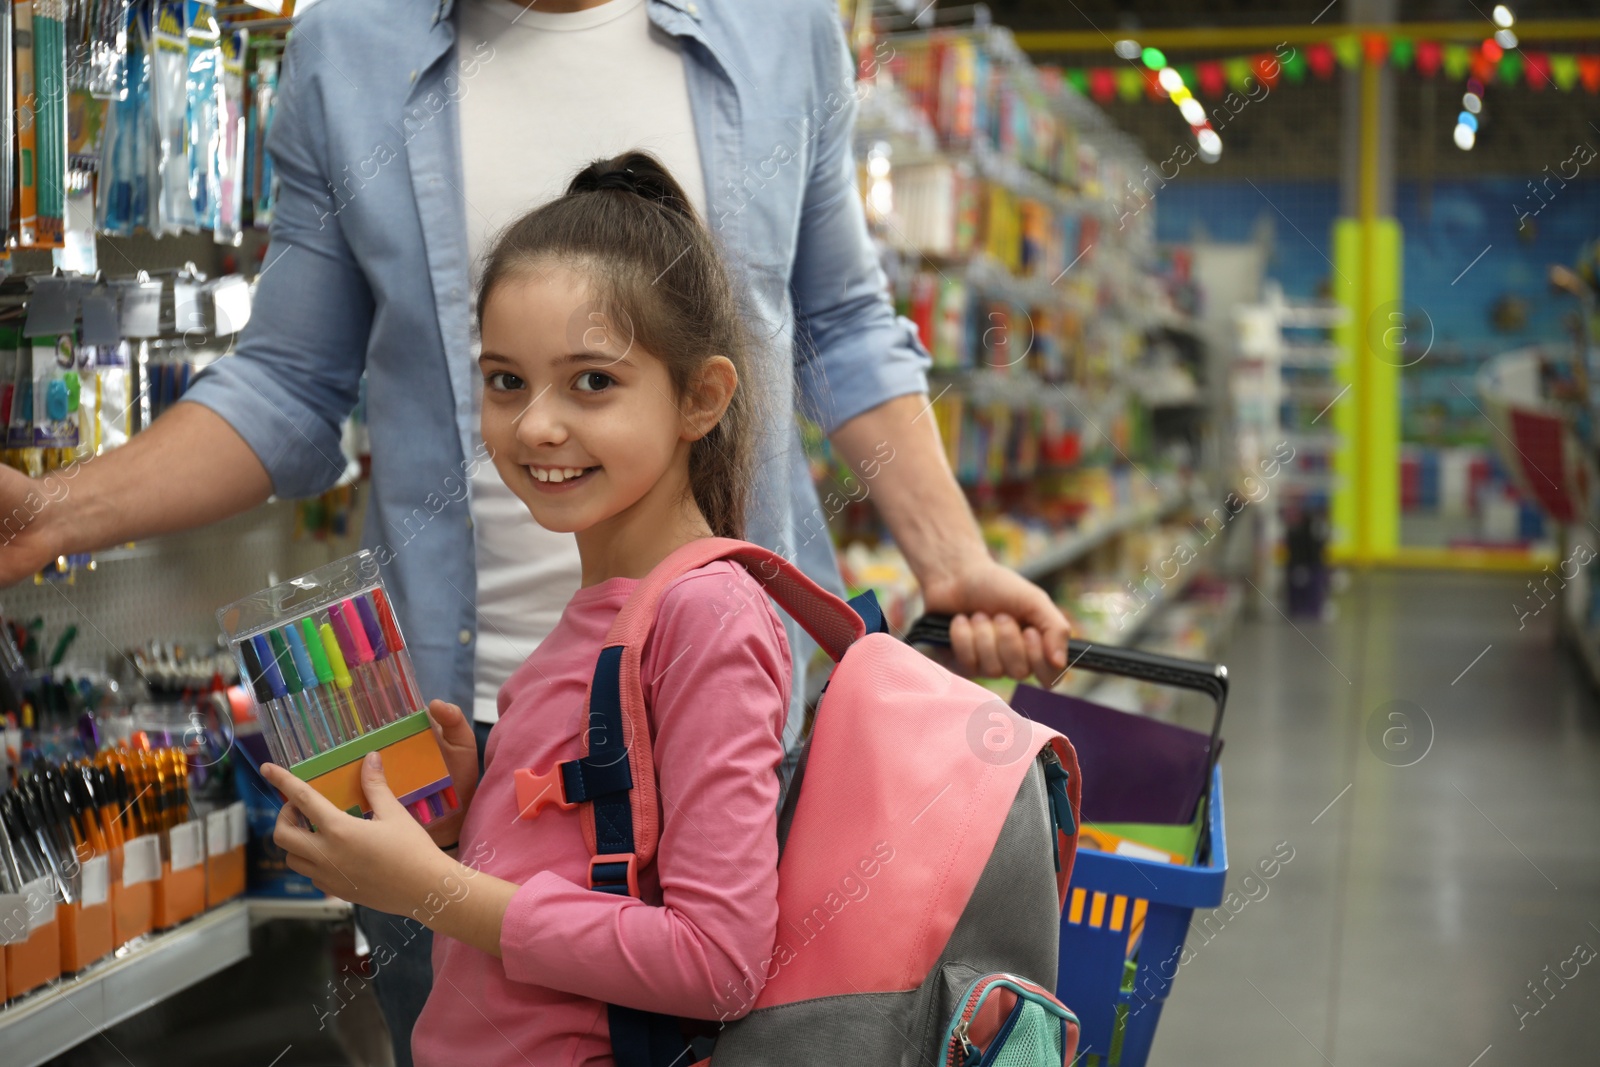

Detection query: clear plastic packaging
xmin=217 ymin=551 xmax=456 ymax=823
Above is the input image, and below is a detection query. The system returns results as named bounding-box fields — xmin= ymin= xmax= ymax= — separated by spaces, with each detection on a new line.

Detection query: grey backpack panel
xmin=714 ymin=754 xmax=1060 ymax=1067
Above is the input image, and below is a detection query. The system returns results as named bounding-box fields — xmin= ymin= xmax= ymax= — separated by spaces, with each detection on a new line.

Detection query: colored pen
xmin=372 ymin=588 xmax=425 ymax=711
xmin=253 ymin=634 xmax=316 ymax=758
xmin=271 ymin=628 xmax=335 ymax=753
xmin=285 ymin=623 xmax=346 ymax=747
xmin=339 ymin=599 xmax=399 ymax=725
xmin=304 ymin=617 xmax=362 ymax=740
xmin=356 ymin=595 xmax=415 ymax=719
xmin=318 ymin=622 xmax=367 ymax=734
xmin=331 ymin=604 xmax=393 ymax=728
xmin=242 ymin=635 xmax=297 ymax=764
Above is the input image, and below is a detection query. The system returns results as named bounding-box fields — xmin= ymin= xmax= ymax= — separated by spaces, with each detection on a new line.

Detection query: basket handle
xmin=905 ymin=614 xmax=1229 ymax=852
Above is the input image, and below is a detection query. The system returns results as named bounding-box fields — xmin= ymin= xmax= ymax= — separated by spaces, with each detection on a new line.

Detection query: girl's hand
xmin=262 ymin=752 xmax=455 ymax=916
xmin=423 ymin=699 xmax=479 ymax=849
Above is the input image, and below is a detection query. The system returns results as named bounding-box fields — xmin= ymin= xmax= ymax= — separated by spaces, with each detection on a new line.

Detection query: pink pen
xmin=331 ymin=603 xmax=398 ymax=727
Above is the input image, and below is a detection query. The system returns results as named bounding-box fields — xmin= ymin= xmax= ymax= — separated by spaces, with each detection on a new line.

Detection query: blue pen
xmin=241 ymin=636 xmax=295 ymax=764
xmin=286 ymin=623 xmax=346 ymax=747
xmin=253 ymin=633 xmax=316 ymax=758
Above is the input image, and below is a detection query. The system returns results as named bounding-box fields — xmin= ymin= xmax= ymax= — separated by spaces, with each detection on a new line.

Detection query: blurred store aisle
xmin=1154 ymin=571 xmax=1600 ymax=1067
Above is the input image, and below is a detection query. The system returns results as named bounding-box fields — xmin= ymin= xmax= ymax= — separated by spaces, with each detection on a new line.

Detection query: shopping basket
xmin=904 ymin=621 xmax=1229 ymax=1067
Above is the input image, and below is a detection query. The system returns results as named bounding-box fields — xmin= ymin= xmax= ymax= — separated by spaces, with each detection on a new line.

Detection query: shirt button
xmin=686 ymin=1 xmax=698 ymax=13
xmin=458 ymin=629 xmax=473 ymax=646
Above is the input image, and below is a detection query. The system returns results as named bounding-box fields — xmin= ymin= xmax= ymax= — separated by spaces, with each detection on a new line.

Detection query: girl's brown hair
xmin=476 ymin=151 xmax=760 ymax=539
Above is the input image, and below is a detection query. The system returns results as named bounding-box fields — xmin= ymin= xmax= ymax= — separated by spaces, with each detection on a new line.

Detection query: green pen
xmin=270 ymin=628 xmax=335 ymax=751
xmin=303 ymin=617 xmax=362 ymax=738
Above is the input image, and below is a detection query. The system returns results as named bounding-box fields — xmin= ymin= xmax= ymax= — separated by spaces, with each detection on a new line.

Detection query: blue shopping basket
xmin=1048 ymin=641 xmax=1230 ymax=1067
xmin=901 ymin=624 xmax=1230 ymax=1067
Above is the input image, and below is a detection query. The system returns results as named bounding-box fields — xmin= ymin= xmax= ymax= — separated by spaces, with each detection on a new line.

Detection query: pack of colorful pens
xmin=217 ymin=551 xmax=455 ymax=824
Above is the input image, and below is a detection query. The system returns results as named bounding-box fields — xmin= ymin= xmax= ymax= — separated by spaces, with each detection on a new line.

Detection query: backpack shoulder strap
xmin=579 ymin=537 xmax=866 ymax=872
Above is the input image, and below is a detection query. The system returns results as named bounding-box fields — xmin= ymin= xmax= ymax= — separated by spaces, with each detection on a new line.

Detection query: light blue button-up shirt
xmin=182 ymin=0 xmax=931 ymax=729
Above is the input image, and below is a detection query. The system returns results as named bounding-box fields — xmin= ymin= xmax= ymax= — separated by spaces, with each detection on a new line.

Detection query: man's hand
xmin=422 ymin=699 xmax=480 ymax=848
xmin=922 ymin=556 xmax=1071 ymax=685
xmin=0 ymin=465 xmax=67 ymax=585
xmin=829 ymin=393 xmax=1072 ymax=687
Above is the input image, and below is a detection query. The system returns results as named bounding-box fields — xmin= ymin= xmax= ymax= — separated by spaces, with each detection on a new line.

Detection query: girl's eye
xmin=574 ymin=371 xmax=614 ymax=393
xmin=486 ymin=372 xmax=525 ymax=392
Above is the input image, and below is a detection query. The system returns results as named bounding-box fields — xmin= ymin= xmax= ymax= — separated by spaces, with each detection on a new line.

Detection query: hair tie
xmin=593 ymin=169 xmax=638 ymax=194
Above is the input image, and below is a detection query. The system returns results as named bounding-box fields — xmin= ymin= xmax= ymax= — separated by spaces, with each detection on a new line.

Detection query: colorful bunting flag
xmin=1307 ymin=42 xmax=1335 ymax=80
xmin=1415 ymin=39 xmax=1441 ymax=77
xmin=1252 ymin=53 xmax=1281 ymax=89
xmin=1550 ymin=53 xmax=1579 ymax=91
xmin=1441 ymin=43 xmax=1473 ymax=81
xmin=1223 ymin=56 xmax=1254 ymax=92
xmin=1579 ymin=54 xmax=1600 ymax=94
xmin=1333 ymin=35 xmax=1362 ymax=70
xmin=1058 ymin=40 xmax=1600 ymax=107
xmin=1281 ymin=48 xmax=1308 ymax=83
xmin=1115 ymin=66 xmax=1145 ymax=102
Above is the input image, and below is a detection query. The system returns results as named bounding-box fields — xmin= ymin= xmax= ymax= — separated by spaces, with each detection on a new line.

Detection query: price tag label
xmin=207 ymin=809 xmax=231 ymax=856
xmin=20 ymin=876 xmax=56 ymax=932
xmin=80 ymin=855 xmax=110 ymax=907
xmin=228 ymin=801 xmax=248 ymax=851
xmin=0 ymin=893 xmax=28 ymax=944
xmin=170 ymin=822 xmax=205 ymax=872
xmin=123 ymin=835 xmax=161 ymax=886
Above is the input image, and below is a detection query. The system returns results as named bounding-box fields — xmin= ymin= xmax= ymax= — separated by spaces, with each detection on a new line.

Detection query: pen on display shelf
xmin=371 ymin=588 xmax=425 ymax=711
xmin=270 ymin=628 xmax=336 ymax=752
xmin=330 ymin=605 xmax=391 ymax=728
xmin=252 ymin=633 xmax=315 ymax=759
xmin=318 ymin=622 xmax=366 ymax=735
xmin=285 ymin=623 xmax=346 ymax=747
xmin=241 ymin=636 xmax=296 ymax=764
xmin=355 ymin=595 xmax=414 ymax=719
xmin=303 ymin=617 xmax=362 ymax=740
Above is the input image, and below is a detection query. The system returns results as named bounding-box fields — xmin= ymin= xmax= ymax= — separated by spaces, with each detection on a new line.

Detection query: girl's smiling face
xmin=478 ymin=264 xmax=734 ymax=582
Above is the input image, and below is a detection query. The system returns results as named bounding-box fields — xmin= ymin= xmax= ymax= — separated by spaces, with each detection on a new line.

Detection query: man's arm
xmin=789 ymin=12 xmax=1069 ymax=683
xmin=0 ymin=18 xmax=372 ymax=585
xmin=0 ymin=406 xmax=273 ymax=583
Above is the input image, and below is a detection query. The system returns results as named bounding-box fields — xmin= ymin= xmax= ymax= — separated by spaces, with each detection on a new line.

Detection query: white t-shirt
xmin=457 ymin=0 xmax=706 ymax=723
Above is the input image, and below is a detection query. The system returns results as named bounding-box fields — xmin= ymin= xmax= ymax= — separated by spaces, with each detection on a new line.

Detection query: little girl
xmin=263 ymin=152 xmax=793 ymax=1067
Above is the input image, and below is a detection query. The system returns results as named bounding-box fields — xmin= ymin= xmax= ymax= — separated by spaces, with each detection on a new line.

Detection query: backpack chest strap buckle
xmin=514 ymin=764 xmax=579 ymax=820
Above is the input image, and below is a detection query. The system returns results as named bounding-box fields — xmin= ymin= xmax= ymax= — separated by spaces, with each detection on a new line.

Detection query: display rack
xmin=827 ymin=15 xmax=1235 ymax=706
xmin=1231 ymin=283 xmax=1346 ymax=595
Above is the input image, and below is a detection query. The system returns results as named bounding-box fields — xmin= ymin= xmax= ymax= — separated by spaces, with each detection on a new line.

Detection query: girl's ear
xmin=681 ymin=356 xmax=737 ymax=442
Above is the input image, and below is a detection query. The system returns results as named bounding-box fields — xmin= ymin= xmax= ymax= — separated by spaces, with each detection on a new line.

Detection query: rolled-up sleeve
xmin=180 ymin=25 xmax=373 ymax=499
xmin=789 ymin=11 xmax=931 ymax=435
xmin=497 ymin=569 xmax=792 ymax=1020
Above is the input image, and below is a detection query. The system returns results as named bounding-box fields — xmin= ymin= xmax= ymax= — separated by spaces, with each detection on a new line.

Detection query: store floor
xmin=1154 ymin=569 xmax=1600 ymax=1067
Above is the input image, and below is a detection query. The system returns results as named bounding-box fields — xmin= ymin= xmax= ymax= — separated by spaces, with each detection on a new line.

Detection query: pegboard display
xmin=0 ymin=495 xmax=366 ymax=681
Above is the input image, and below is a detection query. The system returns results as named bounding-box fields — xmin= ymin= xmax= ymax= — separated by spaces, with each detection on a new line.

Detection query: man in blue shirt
xmin=0 ymin=0 xmax=1070 ymax=1059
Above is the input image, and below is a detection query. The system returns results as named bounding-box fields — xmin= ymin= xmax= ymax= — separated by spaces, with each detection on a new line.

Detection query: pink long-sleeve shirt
xmin=411 ymin=560 xmax=792 ymax=1067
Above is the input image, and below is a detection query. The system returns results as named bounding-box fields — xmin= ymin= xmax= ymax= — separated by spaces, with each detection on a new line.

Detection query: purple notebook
xmin=1010 ymin=683 xmax=1218 ymax=825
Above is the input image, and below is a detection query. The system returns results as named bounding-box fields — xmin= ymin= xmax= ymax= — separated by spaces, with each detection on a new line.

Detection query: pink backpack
xmin=519 ymin=539 xmax=1083 ymax=1067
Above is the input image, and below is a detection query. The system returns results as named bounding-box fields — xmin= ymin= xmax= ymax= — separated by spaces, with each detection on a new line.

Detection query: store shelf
xmin=247 ymin=896 xmax=353 ymax=925
xmin=3 ymin=900 xmax=250 ymax=1067
xmin=1016 ymin=485 xmax=1191 ymax=581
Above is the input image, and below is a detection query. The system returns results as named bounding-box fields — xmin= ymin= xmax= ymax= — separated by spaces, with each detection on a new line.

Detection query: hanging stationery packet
xmin=150 ymin=1 xmax=193 ymax=234
xmin=183 ymin=0 xmax=221 ymax=229
xmin=214 ymin=30 xmax=245 ymax=243
xmin=217 ymin=550 xmax=457 ymax=824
